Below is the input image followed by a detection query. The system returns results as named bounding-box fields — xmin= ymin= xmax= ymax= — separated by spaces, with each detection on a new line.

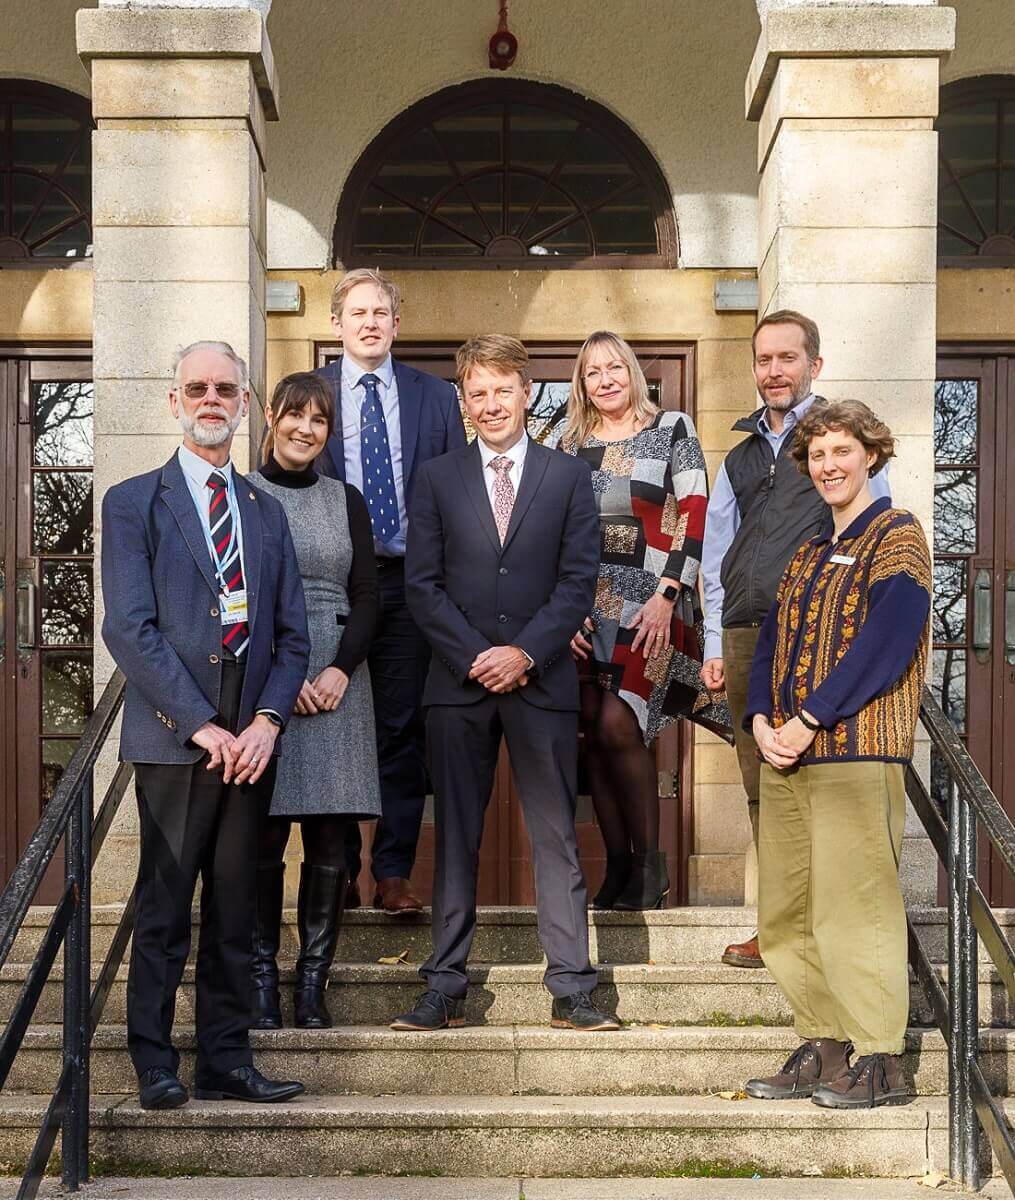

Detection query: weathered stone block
xmin=688 ymin=853 xmax=746 ymax=906
xmin=93 ymin=226 xmax=259 ymax=285
xmin=694 ymin=784 xmax=753 ymax=856
xmin=91 ymin=57 xmax=255 ymax=121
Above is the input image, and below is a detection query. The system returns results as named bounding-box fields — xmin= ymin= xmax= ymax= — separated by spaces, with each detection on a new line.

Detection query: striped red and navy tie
xmin=207 ymin=470 xmax=248 ymax=659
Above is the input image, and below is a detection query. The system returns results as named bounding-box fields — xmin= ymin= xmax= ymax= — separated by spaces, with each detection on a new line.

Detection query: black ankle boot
xmin=251 ymin=863 xmax=284 ymax=1030
xmin=294 ymin=864 xmax=346 ymax=1029
xmin=613 ymin=851 xmax=669 ymax=911
xmin=591 ymin=853 xmax=633 ymax=910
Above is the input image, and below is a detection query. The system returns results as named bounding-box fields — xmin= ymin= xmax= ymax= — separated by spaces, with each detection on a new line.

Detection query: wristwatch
xmin=256 ymin=709 xmax=284 ymax=729
xmin=656 ymin=583 xmax=680 ymax=602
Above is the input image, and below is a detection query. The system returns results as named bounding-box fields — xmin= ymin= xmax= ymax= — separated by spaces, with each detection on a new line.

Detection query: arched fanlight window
xmin=937 ymin=75 xmax=1015 ymax=265
xmin=334 ymin=80 xmax=677 ymax=268
xmin=0 ymin=81 xmax=93 ymax=263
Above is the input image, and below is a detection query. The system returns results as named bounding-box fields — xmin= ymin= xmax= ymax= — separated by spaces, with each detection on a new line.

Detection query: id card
xmin=219 ymin=589 xmax=248 ymax=626
xmin=830 ymin=554 xmax=856 ymax=566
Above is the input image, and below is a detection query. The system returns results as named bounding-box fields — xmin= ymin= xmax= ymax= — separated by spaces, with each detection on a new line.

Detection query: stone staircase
xmin=0 ymin=905 xmax=1012 ymax=1187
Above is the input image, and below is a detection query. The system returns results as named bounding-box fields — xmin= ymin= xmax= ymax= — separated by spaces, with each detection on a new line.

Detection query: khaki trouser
xmin=722 ymin=626 xmax=761 ymax=848
xmin=758 ymin=760 xmax=908 ymax=1056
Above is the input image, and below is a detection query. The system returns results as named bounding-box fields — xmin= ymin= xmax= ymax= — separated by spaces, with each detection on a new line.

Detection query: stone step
xmin=8 ymin=1023 xmax=1015 ymax=1099
xmin=10 ymin=905 xmax=1009 ymax=967
xmin=2 ymin=960 xmax=1007 ymax=1028
xmin=0 ymin=1094 xmax=979 ymax=1179
xmin=2 ymin=1180 xmax=1011 ymax=1199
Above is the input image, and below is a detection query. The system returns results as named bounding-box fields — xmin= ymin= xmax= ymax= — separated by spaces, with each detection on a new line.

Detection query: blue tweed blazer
xmin=101 ymin=452 xmax=310 ymax=765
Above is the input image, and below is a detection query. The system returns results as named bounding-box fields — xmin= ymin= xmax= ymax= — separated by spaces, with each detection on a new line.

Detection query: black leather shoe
xmin=551 ymin=991 xmax=621 ymax=1031
xmin=390 ymin=989 xmax=465 ymax=1031
xmin=138 ymin=1066 xmax=188 ymax=1110
xmin=193 ymin=1064 xmax=305 ymax=1103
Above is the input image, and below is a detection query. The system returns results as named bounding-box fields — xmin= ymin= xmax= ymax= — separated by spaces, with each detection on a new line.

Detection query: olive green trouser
xmin=758 ymin=760 xmax=909 ymax=1056
xmin=722 ymin=627 xmax=761 ymax=848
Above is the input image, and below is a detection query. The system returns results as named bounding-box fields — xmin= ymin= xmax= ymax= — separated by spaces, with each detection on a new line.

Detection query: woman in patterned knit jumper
xmin=553 ymin=332 xmax=732 ymax=911
xmin=743 ymin=399 xmax=931 ymax=1110
xmin=249 ymin=373 xmax=381 ymax=1031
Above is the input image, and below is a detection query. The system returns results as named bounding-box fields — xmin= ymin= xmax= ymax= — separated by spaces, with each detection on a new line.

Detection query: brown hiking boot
xmin=721 ymin=933 xmax=764 ymax=968
xmin=811 ymin=1052 xmax=911 ymax=1109
xmin=745 ymin=1038 xmax=852 ymax=1100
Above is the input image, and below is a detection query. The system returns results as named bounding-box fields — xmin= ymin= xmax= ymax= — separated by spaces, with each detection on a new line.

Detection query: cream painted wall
xmin=942 ymin=0 xmax=1015 ymax=84
xmin=0 ymin=0 xmax=94 ymax=93
xmin=263 ymin=0 xmax=762 ymax=272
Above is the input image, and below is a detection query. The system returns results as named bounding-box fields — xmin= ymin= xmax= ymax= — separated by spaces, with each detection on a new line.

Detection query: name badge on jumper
xmin=219 ymin=589 xmax=248 ymax=626
xmin=830 ymin=554 xmax=856 ymax=566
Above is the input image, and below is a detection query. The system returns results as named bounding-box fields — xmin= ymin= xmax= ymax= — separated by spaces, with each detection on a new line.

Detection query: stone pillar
xmin=77 ymin=2 xmax=277 ymax=901
xmin=748 ymin=1 xmax=954 ymax=902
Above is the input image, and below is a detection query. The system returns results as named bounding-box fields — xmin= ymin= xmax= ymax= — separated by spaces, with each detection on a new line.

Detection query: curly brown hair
xmin=790 ymin=399 xmax=895 ymax=477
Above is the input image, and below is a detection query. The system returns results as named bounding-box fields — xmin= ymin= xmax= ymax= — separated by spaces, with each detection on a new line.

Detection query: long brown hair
xmin=262 ymin=372 xmax=336 ymax=465
xmin=560 ymin=331 xmax=656 ymax=450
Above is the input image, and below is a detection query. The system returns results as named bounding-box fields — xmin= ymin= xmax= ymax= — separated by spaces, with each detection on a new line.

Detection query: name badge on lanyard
xmin=830 ymin=553 xmax=856 ymax=566
xmin=208 ymin=473 xmax=248 ymax=626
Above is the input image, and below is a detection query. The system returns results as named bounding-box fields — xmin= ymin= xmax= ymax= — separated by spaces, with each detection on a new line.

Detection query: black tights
xmin=258 ymin=811 xmax=352 ymax=871
xmin=580 ymin=682 xmax=659 ymax=855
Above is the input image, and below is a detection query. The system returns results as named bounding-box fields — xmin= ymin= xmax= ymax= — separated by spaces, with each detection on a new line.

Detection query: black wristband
xmin=797 ymin=710 xmax=821 ymax=733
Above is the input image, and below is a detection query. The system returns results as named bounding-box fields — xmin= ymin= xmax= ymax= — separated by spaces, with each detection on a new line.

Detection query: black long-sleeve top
xmin=258 ymin=455 xmax=378 ymax=676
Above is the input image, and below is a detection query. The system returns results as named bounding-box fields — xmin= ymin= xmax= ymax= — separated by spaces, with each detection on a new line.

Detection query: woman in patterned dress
xmin=553 ymin=332 xmax=732 ymax=910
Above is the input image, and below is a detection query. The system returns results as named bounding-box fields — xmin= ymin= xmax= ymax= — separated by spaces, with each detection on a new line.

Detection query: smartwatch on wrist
xmin=656 ymin=583 xmax=679 ymax=602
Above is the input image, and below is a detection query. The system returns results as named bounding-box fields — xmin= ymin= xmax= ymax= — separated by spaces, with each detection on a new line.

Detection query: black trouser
xmin=422 ymin=694 xmax=597 ymax=999
xmin=346 ymin=557 xmax=431 ymax=883
xmin=127 ymin=661 xmax=272 ymax=1078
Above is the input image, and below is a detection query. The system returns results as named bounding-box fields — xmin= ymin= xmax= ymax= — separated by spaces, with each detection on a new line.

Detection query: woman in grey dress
xmin=250 ymin=372 xmax=381 ymax=1030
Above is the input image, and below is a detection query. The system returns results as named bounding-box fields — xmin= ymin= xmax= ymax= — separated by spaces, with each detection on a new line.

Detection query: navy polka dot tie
xmin=359 ymin=373 xmax=399 ymax=545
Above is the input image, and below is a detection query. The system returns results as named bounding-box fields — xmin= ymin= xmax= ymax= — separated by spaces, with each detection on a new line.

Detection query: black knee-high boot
xmin=294 ymin=864 xmax=346 ymax=1029
xmin=251 ymin=863 xmax=285 ymax=1029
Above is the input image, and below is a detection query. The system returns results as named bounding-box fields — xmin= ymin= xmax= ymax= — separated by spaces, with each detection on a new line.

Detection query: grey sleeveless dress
xmin=251 ymin=473 xmax=381 ymax=819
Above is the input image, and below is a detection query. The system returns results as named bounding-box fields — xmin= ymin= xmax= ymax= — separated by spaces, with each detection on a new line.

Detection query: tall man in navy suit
xmin=101 ymin=341 xmax=310 ymax=1109
xmin=316 ymin=268 xmax=466 ymax=914
xmin=392 ymin=335 xmax=619 ymax=1032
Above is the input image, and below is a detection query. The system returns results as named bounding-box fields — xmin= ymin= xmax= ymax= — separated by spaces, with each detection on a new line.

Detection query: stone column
xmin=77 ymin=1 xmax=277 ymax=901
xmin=748 ymin=1 xmax=954 ymax=902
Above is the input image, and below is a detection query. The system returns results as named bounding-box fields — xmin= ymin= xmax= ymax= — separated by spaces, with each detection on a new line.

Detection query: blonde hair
xmin=261 ymin=373 xmax=336 ymax=465
xmin=456 ymin=334 xmax=531 ymax=390
xmin=790 ymin=399 xmax=895 ymax=477
xmin=561 ymin=331 xmax=657 ymax=450
xmin=330 ymin=268 xmax=401 ymax=319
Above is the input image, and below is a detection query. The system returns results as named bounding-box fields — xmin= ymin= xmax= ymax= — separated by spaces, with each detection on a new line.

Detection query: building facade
xmin=1 ymin=0 xmax=1013 ymax=908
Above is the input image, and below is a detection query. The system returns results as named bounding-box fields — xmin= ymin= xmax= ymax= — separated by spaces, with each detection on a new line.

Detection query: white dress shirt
xmin=477 ymin=430 xmax=529 ymax=512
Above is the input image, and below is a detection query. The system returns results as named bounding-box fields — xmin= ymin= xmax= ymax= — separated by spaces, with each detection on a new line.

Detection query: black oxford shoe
xmin=551 ymin=991 xmax=621 ymax=1031
xmin=193 ymin=1064 xmax=304 ymax=1103
xmin=390 ymin=989 xmax=465 ymax=1031
xmin=138 ymin=1066 xmax=188 ymax=1110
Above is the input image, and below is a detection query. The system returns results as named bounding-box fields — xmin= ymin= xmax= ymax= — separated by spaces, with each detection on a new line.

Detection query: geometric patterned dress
xmin=554 ymin=410 xmax=733 ymax=746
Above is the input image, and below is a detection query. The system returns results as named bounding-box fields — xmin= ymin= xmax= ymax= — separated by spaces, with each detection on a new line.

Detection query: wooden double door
xmin=0 ymin=351 xmax=94 ymax=894
xmin=319 ymin=341 xmax=697 ymax=907
xmin=934 ymin=348 xmax=1015 ymax=905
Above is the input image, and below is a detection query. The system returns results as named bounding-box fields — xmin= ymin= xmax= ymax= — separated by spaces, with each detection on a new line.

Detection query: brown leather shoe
xmin=812 ymin=1052 xmax=911 ymax=1108
xmin=373 ymin=876 xmax=424 ymax=915
xmin=721 ymin=933 xmax=764 ymax=968
xmin=745 ymin=1038 xmax=852 ymax=1100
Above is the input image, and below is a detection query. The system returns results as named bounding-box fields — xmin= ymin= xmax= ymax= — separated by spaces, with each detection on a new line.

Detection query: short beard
xmin=764 ymin=363 xmax=814 ymax=412
xmin=179 ymin=406 xmax=243 ymax=448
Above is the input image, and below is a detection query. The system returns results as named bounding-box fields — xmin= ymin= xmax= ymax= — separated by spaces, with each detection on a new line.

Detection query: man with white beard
xmin=101 ymin=342 xmax=310 ymax=1109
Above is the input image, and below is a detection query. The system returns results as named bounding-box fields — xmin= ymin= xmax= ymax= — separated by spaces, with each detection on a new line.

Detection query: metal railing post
xmin=948 ymin=777 xmax=968 ymax=1184
xmin=61 ymin=771 xmax=91 ymax=1190
xmin=959 ymin=780 xmax=980 ymax=1189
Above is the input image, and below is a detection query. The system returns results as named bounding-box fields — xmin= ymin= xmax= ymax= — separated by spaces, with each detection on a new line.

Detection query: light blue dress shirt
xmin=340 ymin=353 xmax=406 ymax=557
xmin=700 ymin=394 xmax=892 ymax=661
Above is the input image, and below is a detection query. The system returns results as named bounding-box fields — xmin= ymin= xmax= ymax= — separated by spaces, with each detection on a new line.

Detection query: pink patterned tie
xmin=489 ymin=455 xmax=515 ymax=543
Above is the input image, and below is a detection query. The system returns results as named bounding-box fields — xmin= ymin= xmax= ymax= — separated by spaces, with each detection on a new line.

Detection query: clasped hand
xmin=191 ymin=714 xmax=278 ymax=786
xmin=469 ymin=645 xmax=529 ymax=693
xmin=752 ymin=714 xmax=818 ymax=769
xmin=294 ymin=667 xmax=350 ymax=716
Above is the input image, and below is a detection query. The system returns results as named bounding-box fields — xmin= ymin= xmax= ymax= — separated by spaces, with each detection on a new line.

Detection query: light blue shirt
xmin=700 ymin=394 xmax=892 ymax=661
xmin=340 ymin=353 xmax=406 ymax=557
xmin=176 ymin=443 xmax=247 ymax=586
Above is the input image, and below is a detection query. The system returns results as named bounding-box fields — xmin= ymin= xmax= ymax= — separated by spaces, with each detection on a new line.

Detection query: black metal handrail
xmin=907 ymin=684 xmax=1015 ymax=1194
xmin=0 ymin=669 xmax=133 ymax=1200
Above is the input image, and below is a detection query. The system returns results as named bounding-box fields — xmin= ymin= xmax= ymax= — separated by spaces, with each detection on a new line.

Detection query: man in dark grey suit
xmin=101 ymin=341 xmax=310 ymax=1109
xmin=392 ymin=335 xmax=619 ymax=1032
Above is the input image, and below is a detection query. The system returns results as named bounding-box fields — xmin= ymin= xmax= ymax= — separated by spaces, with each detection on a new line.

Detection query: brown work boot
xmin=373 ymin=876 xmax=424 ymax=915
xmin=745 ymin=1038 xmax=852 ymax=1100
xmin=722 ymin=933 xmax=764 ymax=968
xmin=811 ymin=1052 xmax=911 ymax=1109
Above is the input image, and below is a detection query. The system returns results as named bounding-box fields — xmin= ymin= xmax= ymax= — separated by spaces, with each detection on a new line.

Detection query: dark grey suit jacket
xmin=100 ymin=453 xmax=310 ymax=764
xmin=405 ymin=439 xmax=599 ymax=712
